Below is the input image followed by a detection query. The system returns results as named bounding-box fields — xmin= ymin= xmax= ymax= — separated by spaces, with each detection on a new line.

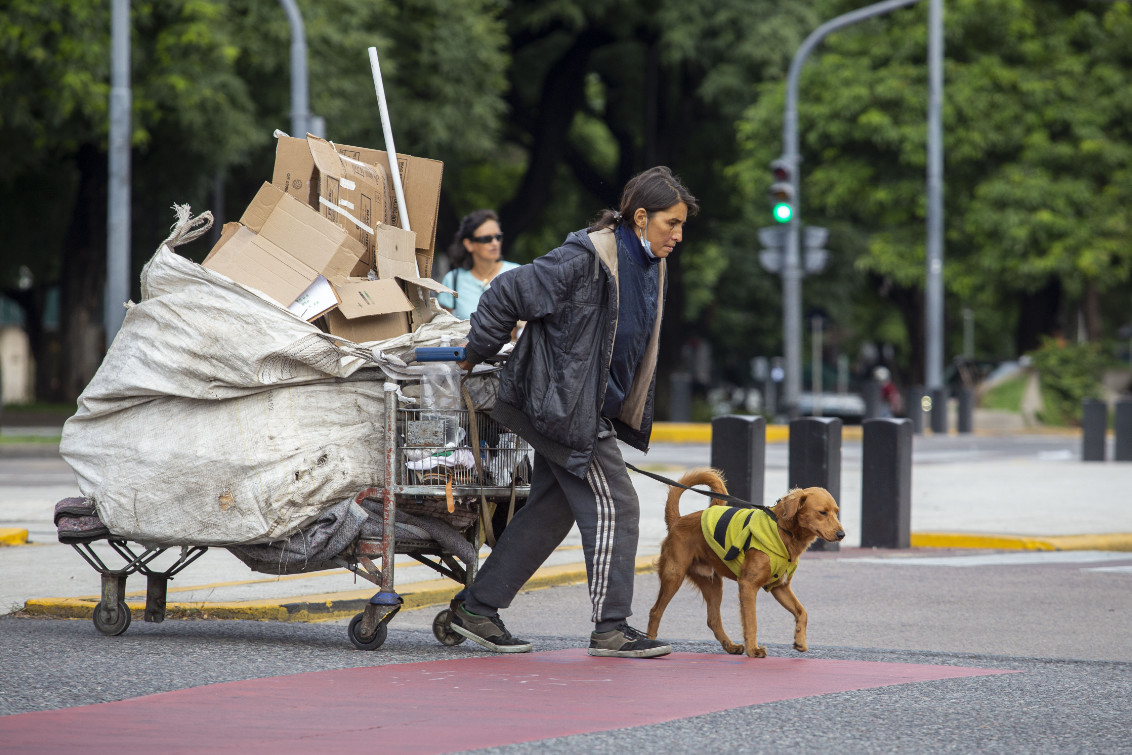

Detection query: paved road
xmin=3 ymin=432 xmax=1132 ymax=752
xmin=2 ymin=546 xmax=1131 ymax=751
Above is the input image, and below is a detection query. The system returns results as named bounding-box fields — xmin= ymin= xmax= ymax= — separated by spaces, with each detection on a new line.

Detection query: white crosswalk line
xmin=851 ymin=551 xmax=1132 ymax=568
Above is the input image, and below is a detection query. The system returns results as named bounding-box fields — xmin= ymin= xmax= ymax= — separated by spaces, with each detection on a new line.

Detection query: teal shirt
xmin=437 ymin=262 xmax=521 ymax=320
xmin=700 ymin=505 xmax=798 ymax=589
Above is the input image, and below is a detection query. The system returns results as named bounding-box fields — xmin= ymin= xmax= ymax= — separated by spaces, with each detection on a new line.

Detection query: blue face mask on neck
xmin=639 ymin=219 xmax=656 ymax=259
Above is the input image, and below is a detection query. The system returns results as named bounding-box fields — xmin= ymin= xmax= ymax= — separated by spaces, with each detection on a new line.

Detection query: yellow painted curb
xmin=649 ymin=422 xmax=863 ymax=445
xmin=650 ymin=423 xmax=712 ymax=444
xmin=0 ymin=528 xmax=29 ymax=546
xmin=21 ymin=557 xmax=661 ymax=623
xmin=911 ymin=532 xmax=1132 ymax=552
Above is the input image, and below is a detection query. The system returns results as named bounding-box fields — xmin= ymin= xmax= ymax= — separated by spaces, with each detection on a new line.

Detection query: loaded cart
xmin=56 ymin=355 xmax=531 ymax=651
xmin=55 ymin=208 xmax=531 ymax=651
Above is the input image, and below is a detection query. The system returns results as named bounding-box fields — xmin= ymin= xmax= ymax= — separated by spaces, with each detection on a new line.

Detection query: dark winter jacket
xmin=462 ymin=226 xmax=667 ymax=478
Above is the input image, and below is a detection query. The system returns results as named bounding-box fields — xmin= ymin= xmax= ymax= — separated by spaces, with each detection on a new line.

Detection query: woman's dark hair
xmin=589 ymin=166 xmax=699 ymax=231
xmin=447 ymin=209 xmax=500 ymax=270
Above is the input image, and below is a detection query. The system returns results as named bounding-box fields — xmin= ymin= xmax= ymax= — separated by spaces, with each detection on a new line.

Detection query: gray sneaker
xmin=449 ymin=603 xmax=532 ymax=653
xmin=588 ymin=623 xmax=672 ymax=658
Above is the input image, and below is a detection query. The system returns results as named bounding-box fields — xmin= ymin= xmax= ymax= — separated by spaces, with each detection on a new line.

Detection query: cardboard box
xmin=202 ymin=183 xmax=366 ymax=317
xmin=324 ymin=278 xmax=413 ymax=343
xmin=271 ymin=134 xmax=444 ymax=273
xmin=305 ymin=135 xmax=390 ymax=270
xmin=372 ymin=222 xmax=454 ymax=321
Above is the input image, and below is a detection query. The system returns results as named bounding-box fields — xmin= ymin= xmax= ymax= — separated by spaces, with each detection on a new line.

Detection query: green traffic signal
xmin=773 ymin=202 xmax=793 ymax=223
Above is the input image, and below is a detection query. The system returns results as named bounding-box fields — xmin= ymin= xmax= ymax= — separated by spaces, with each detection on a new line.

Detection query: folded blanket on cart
xmin=55 ymin=491 xmax=476 ymax=575
xmin=54 ymin=497 xmax=110 ymax=544
xmin=228 ymin=495 xmax=475 ymax=575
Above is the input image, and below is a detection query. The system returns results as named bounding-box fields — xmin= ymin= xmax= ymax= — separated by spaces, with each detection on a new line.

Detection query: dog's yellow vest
xmin=700 ymin=506 xmax=797 ymax=590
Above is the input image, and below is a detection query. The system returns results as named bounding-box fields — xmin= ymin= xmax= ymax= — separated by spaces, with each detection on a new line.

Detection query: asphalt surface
xmin=2 ymin=550 xmax=1131 ymax=751
xmin=2 ymin=427 xmax=1132 ymax=752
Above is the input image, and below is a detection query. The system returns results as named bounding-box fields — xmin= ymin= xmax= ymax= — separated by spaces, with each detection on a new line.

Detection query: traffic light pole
xmin=781 ymin=0 xmax=926 ymax=418
xmin=926 ymin=0 xmax=945 ymax=392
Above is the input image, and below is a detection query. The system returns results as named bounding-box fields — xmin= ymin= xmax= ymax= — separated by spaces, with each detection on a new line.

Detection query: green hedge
xmin=1027 ymin=338 xmax=1106 ymax=426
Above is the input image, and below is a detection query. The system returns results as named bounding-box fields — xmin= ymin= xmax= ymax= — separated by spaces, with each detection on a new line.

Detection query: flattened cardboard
xmin=307 ymin=135 xmax=389 ymax=270
xmin=333 ymin=143 xmax=444 ymax=268
xmin=272 ymin=135 xmax=319 ymax=208
xmin=271 ymin=134 xmax=444 ymax=272
xmin=239 ymin=182 xmax=367 ymax=283
xmin=370 ymin=222 xmax=455 ymax=324
xmin=203 ymin=223 xmax=318 ymax=309
xmin=325 ymin=278 xmax=413 ymax=343
xmin=201 ymin=183 xmax=365 ymax=314
xmin=374 ymin=223 xmax=421 ymax=280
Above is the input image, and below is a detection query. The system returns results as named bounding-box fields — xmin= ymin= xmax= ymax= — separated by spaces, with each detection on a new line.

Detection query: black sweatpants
xmin=464 ymin=427 xmax=640 ymax=632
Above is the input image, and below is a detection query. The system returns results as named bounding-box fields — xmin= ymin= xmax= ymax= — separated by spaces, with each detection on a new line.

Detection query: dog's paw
xmin=746 ymin=645 xmax=767 ymax=658
xmin=793 ymin=641 xmax=808 ymax=653
xmin=722 ymin=642 xmax=744 ymax=655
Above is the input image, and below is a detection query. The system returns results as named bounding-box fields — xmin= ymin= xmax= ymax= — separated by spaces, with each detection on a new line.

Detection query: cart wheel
xmin=92 ymin=599 xmax=132 ymax=637
xmin=433 ymin=609 xmax=466 ymax=646
xmin=348 ymin=612 xmax=388 ymax=651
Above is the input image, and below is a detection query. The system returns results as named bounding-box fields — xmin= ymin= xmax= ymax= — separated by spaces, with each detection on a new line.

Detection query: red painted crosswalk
xmin=0 ymin=650 xmax=1014 ymax=752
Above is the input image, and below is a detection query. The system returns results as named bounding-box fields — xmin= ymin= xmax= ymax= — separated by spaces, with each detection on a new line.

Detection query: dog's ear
xmin=775 ymin=488 xmax=803 ymax=522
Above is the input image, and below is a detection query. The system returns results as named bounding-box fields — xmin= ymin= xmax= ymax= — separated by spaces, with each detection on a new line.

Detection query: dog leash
xmin=624 ymin=462 xmax=778 ymax=523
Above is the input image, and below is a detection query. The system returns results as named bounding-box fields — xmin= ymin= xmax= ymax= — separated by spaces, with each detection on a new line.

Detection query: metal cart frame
xmin=64 ymin=377 xmax=532 ymax=651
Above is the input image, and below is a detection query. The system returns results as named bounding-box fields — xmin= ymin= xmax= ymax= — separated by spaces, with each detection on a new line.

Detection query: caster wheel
xmin=433 ymin=609 xmax=466 ymax=646
xmin=348 ymin=612 xmax=388 ymax=651
xmin=92 ymin=599 xmax=132 ymax=636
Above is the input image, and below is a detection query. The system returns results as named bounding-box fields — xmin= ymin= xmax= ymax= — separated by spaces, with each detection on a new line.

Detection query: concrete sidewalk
xmin=4 ymin=422 xmax=1131 ymax=625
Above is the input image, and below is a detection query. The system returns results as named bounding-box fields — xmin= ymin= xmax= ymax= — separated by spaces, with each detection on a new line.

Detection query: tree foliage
xmin=1028 ymin=336 xmax=1108 ymax=426
xmin=0 ymin=0 xmax=508 ymax=401
xmin=730 ymin=0 xmax=1132 ymax=385
xmin=6 ymin=0 xmax=1131 ymax=410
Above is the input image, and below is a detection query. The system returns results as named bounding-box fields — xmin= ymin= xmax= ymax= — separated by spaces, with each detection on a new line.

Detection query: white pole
xmin=368 ymin=46 xmax=411 ymax=233
xmin=105 ymin=0 xmax=131 ymax=346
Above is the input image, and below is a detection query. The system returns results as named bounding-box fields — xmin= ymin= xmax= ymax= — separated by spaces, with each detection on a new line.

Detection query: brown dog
xmin=646 ymin=468 xmax=844 ymax=658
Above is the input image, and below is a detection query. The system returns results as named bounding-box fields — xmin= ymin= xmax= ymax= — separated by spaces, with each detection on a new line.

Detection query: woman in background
xmin=437 ymin=210 xmax=519 ymax=320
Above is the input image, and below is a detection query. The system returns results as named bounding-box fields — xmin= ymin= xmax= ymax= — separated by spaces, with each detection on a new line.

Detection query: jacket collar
xmin=585 ymin=226 xmax=666 ymax=433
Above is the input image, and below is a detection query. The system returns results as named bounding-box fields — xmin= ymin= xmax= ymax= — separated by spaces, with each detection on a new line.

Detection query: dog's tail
xmin=666 ymin=467 xmax=729 ymax=530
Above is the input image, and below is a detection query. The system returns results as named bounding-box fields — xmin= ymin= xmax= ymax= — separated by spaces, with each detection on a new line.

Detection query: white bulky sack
xmin=60 ymin=206 xmax=396 ymax=546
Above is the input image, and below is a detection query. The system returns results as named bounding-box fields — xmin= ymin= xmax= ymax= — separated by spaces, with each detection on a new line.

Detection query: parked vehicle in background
xmin=796 ymin=391 xmax=867 ymax=423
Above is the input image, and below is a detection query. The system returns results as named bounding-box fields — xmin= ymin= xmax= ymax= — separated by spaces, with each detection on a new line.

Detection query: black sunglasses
xmin=470 ymin=233 xmax=504 ymax=244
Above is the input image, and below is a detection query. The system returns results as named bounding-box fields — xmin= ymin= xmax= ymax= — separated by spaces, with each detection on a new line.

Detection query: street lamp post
xmin=278 ymin=0 xmax=311 ymax=138
xmin=105 ymin=0 xmax=131 ymax=346
xmin=780 ymin=0 xmax=940 ymax=416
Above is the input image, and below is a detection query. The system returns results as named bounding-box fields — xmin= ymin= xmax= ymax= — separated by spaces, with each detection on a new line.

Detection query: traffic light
xmin=769 ymin=157 xmax=794 ymax=224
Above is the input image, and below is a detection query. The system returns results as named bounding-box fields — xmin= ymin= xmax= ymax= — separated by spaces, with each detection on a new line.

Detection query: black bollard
xmin=862 ymin=379 xmax=882 ymax=420
xmin=710 ymin=415 xmax=766 ymax=507
xmin=957 ymin=388 xmax=975 ymax=434
xmin=1081 ymin=398 xmax=1107 ymax=462
xmin=788 ymin=417 xmax=842 ymax=551
xmin=668 ymin=372 xmax=692 ymax=423
xmin=860 ymin=418 xmax=913 ymax=549
xmin=904 ymin=386 xmax=925 ymax=434
xmin=930 ymin=387 xmax=948 ymax=435
xmin=1115 ymin=399 xmax=1132 ymax=462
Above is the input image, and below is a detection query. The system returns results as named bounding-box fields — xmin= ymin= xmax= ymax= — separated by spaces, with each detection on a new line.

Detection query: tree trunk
xmin=57 ymin=143 xmax=109 ymax=403
xmin=499 ymin=29 xmax=612 ymax=240
xmin=1015 ymin=280 xmax=1062 ymax=354
xmin=1081 ymin=279 xmax=1102 ymax=343
xmin=884 ymin=281 xmax=924 ymax=388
